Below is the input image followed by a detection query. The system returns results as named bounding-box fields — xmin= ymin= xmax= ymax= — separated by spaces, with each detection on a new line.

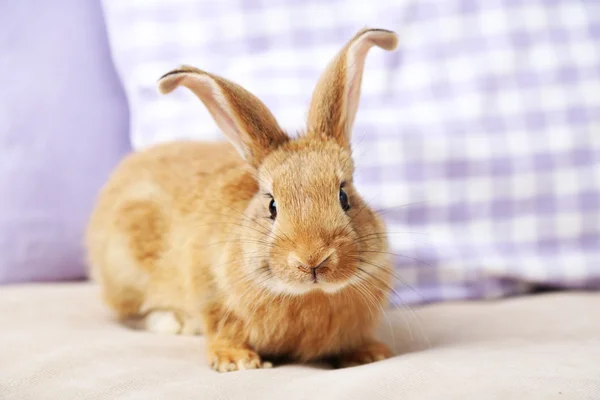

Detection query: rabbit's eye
xmin=269 ymin=198 xmax=277 ymax=220
xmin=339 ymin=188 xmax=350 ymax=211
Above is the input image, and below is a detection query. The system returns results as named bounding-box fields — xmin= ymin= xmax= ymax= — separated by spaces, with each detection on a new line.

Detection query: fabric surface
xmin=0 ymin=0 xmax=131 ymax=283
xmin=0 ymin=284 xmax=598 ymax=399
xmin=101 ymin=0 xmax=600 ymax=305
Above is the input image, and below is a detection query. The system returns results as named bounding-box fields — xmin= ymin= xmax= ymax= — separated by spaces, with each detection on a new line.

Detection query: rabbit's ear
xmin=307 ymin=28 xmax=398 ymax=147
xmin=158 ymin=66 xmax=289 ymax=167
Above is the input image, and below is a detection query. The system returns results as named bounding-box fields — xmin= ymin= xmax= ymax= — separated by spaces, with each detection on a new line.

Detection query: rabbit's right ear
xmin=158 ymin=66 xmax=289 ymax=167
xmin=307 ymin=28 xmax=398 ymax=148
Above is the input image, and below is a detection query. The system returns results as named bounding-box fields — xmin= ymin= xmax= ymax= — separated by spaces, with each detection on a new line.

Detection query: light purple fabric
xmin=102 ymin=0 xmax=600 ymax=305
xmin=0 ymin=0 xmax=131 ymax=283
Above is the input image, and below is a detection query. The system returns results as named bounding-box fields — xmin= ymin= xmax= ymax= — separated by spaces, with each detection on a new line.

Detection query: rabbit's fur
xmin=86 ymin=28 xmax=399 ymax=372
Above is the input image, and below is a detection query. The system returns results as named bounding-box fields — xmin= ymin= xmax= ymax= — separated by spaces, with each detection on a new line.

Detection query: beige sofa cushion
xmin=1 ymin=284 xmax=598 ymax=399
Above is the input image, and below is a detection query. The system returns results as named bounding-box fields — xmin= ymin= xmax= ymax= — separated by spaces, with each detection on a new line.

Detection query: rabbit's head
xmin=158 ymin=28 xmax=398 ymax=295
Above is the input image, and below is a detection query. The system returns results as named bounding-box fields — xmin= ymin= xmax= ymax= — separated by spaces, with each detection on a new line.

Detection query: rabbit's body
xmin=87 ymin=28 xmax=399 ymax=372
xmin=87 ymin=140 xmax=388 ymax=361
xmin=87 ymin=141 xmax=245 ymax=324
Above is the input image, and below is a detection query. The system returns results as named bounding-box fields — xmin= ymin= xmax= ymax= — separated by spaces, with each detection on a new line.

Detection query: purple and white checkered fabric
xmin=102 ymin=0 xmax=600 ymax=305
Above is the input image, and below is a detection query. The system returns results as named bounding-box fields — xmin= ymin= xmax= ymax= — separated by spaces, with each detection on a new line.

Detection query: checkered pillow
xmin=102 ymin=0 xmax=600 ymax=305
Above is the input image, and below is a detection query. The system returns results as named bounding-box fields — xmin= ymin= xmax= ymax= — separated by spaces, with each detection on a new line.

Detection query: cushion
xmin=0 ymin=0 xmax=131 ymax=283
xmin=101 ymin=0 xmax=600 ymax=304
xmin=1 ymin=283 xmax=598 ymax=399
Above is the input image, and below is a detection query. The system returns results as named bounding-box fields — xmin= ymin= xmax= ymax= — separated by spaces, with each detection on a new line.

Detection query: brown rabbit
xmin=86 ymin=28 xmax=398 ymax=372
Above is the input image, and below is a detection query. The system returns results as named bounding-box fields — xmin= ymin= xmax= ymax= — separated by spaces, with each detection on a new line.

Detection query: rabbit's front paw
xmin=336 ymin=341 xmax=393 ymax=368
xmin=208 ymin=340 xmax=272 ymax=372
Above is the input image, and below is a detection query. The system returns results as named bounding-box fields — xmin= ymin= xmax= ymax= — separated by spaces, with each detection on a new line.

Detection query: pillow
xmin=102 ymin=0 xmax=600 ymax=305
xmin=0 ymin=0 xmax=131 ymax=283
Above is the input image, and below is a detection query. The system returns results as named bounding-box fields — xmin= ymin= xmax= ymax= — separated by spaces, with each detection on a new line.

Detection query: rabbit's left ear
xmin=306 ymin=28 xmax=398 ymax=147
xmin=158 ymin=66 xmax=289 ymax=168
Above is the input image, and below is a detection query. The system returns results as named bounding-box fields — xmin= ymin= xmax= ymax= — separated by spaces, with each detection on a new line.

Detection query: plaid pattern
xmin=102 ymin=0 xmax=600 ymax=305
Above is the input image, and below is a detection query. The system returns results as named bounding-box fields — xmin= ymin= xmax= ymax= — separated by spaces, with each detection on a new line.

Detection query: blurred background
xmin=1 ymin=0 xmax=599 ymax=306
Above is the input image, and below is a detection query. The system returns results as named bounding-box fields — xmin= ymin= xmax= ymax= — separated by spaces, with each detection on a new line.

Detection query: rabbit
xmin=86 ymin=28 xmax=399 ymax=372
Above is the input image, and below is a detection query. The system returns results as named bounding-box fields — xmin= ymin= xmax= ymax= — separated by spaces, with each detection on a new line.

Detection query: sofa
xmin=2 ymin=284 xmax=599 ymax=399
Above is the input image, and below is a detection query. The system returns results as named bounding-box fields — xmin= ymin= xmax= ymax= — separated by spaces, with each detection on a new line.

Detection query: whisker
xmin=354 ymin=267 xmax=416 ymax=343
xmin=189 ymin=219 xmax=280 ymax=243
xmin=219 ymin=232 xmax=277 ymax=246
xmin=355 ymin=268 xmax=430 ymax=349
xmin=243 ymin=277 xmax=277 ymax=327
xmin=352 ymin=231 xmax=430 ymax=244
xmin=221 ymin=204 xmax=290 ymax=245
xmin=349 ymin=272 xmax=396 ymax=350
xmin=195 ymin=238 xmax=274 ymax=250
xmin=201 ymin=201 xmax=295 ymax=245
xmin=358 ymin=250 xmax=435 ymax=269
xmin=350 ymin=256 xmax=423 ymax=301
xmin=215 ymin=256 xmax=268 ymax=272
xmin=374 ymin=200 xmax=429 ymax=218
xmin=226 ymin=264 xmax=271 ymax=288
xmin=337 ymin=196 xmax=378 ymax=240
xmin=215 ymin=270 xmax=274 ymax=338
xmin=349 ymin=274 xmax=381 ymax=317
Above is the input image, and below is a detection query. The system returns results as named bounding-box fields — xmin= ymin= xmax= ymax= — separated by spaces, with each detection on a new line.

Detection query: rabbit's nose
xmin=296 ymin=261 xmax=326 ymax=277
xmin=289 ymin=250 xmax=334 ymax=276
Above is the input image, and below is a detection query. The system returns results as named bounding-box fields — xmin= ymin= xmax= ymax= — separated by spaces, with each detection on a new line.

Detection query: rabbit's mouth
xmin=263 ymin=270 xmax=350 ymax=295
xmin=292 ymin=280 xmax=348 ymax=295
xmin=264 ymin=244 xmax=359 ymax=295
xmin=298 ymin=276 xmax=351 ymax=295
